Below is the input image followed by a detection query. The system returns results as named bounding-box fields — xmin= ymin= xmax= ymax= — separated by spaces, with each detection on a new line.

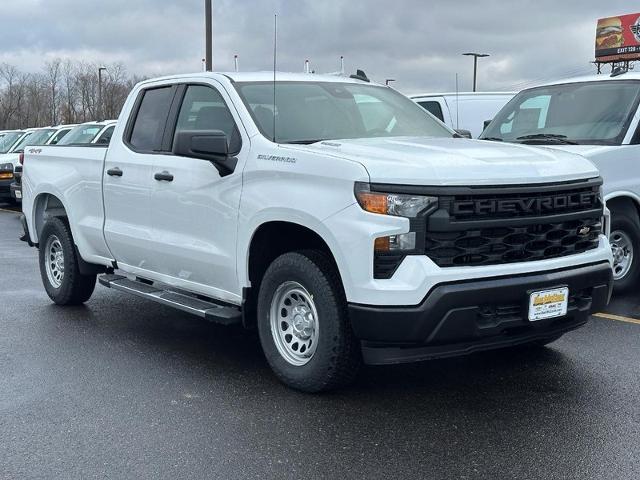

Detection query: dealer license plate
xmin=528 ymin=287 xmax=569 ymax=321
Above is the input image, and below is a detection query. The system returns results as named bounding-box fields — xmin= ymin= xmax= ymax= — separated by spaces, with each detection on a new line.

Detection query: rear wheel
xmin=38 ymin=217 xmax=96 ymax=305
xmin=257 ymin=250 xmax=361 ymax=392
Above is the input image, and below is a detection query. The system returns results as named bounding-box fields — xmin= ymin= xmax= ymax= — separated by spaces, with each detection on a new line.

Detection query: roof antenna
xmin=455 ymin=73 xmax=460 ymax=130
xmin=234 ymin=54 xmax=239 ymax=72
xmin=340 ymin=56 xmax=344 ymax=75
xmin=304 ymin=59 xmax=310 ymax=73
xmin=272 ymin=14 xmax=277 ymax=143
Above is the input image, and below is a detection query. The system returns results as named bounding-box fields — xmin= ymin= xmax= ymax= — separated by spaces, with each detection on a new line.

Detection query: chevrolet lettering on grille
xmin=453 ymin=192 xmax=599 ymax=216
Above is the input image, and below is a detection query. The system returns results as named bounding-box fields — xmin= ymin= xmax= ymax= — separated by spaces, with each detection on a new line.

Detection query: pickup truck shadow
xmin=54 ymin=287 xmax=595 ymax=399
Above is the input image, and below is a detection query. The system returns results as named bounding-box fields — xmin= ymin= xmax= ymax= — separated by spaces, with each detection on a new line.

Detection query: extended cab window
xmin=129 ymin=86 xmax=175 ymax=151
xmin=174 ymin=85 xmax=241 ymax=154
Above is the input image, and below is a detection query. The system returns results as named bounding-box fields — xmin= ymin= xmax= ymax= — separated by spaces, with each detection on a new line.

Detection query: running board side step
xmin=98 ymin=274 xmax=241 ymax=325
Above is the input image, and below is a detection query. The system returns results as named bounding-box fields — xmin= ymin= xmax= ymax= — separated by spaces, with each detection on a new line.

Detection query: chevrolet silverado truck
xmin=21 ymin=72 xmax=613 ymax=392
xmin=481 ymin=71 xmax=640 ymax=292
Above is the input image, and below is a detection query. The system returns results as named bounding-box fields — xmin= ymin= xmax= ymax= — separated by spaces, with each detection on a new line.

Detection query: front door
xmin=146 ymin=82 xmax=247 ymax=303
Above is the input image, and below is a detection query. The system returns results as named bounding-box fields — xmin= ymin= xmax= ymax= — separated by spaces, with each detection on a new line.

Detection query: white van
xmin=411 ymin=92 xmax=515 ymax=138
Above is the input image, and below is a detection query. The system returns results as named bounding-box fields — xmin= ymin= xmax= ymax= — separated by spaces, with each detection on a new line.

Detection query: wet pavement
xmin=0 ymin=204 xmax=638 ymax=479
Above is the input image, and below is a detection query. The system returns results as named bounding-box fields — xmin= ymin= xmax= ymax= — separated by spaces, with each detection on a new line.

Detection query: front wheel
xmin=609 ymin=213 xmax=640 ymax=293
xmin=257 ymin=251 xmax=361 ymax=392
xmin=38 ymin=217 xmax=96 ymax=305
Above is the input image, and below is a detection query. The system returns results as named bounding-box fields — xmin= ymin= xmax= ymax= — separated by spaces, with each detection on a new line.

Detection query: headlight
xmin=0 ymin=163 xmax=13 ymax=172
xmin=354 ymin=182 xmax=438 ymax=218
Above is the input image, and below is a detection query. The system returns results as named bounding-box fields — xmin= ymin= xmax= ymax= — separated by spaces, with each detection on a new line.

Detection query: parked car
xmin=0 ymin=129 xmax=33 ymax=204
xmin=411 ymin=92 xmax=515 ymax=138
xmin=21 ymin=72 xmax=612 ymax=392
xmin=480 ymin=71 xmax=640 ymax=292
xmin=10 ymin=124 xmax=77 ymax=202
xmin=56 ymin=120 xmax=117 ymax=146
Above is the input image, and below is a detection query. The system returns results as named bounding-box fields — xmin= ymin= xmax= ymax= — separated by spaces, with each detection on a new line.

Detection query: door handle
xmin=154 ymin=171 xmax=174 ymax=182
xmin=106 ymin=167 xmax=123 ymax=177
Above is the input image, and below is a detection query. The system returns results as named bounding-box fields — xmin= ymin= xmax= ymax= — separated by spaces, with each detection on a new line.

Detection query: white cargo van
xmin=411 ymin=92 xmax=515 ymax=138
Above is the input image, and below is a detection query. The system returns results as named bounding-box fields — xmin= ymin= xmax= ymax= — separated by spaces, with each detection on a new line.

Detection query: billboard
xmin=595 ymin=13 xmax=640 ymax=62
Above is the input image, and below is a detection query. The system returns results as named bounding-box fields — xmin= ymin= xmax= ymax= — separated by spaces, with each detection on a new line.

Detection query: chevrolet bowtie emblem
xmin=577 ymin=226 xmax=591 ymax=236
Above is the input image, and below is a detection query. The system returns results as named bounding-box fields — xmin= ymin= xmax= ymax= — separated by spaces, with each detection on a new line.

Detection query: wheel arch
xmin=241 ymin=219 xmax=348 ymax=328
xmin=605 ymin=191 xmax=640 ymax=220
xmin=32 ymin=192 xmax=71 ymax=243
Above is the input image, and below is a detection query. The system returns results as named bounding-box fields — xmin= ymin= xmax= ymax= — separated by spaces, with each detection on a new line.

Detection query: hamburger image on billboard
xmin=595 ymin=13 xmax=640 ymax=61
xmin=596 ymin=17 xmax=624 ymax=49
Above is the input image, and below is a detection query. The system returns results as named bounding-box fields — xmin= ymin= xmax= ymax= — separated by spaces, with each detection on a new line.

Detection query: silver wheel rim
xmin=45 ymin=234 xmax=65 ymax=288
xmin=269 ymin=281 xmax=319 ymax=366
xmin=610 ymin=229 xmax=634 ymax=281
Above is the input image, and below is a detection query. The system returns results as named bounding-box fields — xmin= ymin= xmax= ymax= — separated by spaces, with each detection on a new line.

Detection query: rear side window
xmin=129 ymin=86 xmax=175 ymax=151
xmin=49 ymin=129 xmax=70 ymax=145
xmin=418 ymin=101 xmax=445 ymax=122
xmin=174 ymin=85 xmax=241 ymax=154
xmin=95 ymin=125 xmax=115 ymax=145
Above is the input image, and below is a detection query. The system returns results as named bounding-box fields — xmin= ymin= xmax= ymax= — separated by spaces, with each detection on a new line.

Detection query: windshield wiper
xmin=283 ymin=139 xmax=327 ymax=145
xmin=481 ymin=137 xmax=503 ymax=142
xmin=515 ymin=134 xmax=578 ymax=145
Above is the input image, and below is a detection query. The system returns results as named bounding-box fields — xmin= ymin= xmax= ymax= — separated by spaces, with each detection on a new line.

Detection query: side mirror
xmin=454 ymin=129 xmax=472 ymax=139
xmin=483 ymin=119 xmax=492 ymax=131
xmin=173 ymin=129 xmax=237 ymax=177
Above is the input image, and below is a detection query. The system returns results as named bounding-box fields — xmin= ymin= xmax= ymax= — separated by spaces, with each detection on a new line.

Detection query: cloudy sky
xmin=0 ymin=0 xmax=635 ymax=93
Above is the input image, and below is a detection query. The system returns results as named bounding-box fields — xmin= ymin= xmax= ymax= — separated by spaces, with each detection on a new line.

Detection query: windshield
xmin=0 ymin=131 xmax=24 ymax=153
xmin=481 ymin=80 xmax=640 ymax=145
xmin=12 ymin=129 xmax=56 ymax=151
xmin=57 ymin=124 xmax=103 ymax=145
xmin=235 ymin=81 xmax=453 ymax=143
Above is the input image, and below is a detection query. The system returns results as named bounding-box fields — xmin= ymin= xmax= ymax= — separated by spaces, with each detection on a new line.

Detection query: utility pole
xmin=205 ymin=0 xmax=213 ymax=71
xmin=97 ymin=66 xmax=107 ymax=120
xmin=462 ymin=52 xmax=489 ymax=92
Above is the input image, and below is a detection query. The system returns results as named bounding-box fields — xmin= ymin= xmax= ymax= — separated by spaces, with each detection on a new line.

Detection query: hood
xmin=0 ymin=152 xmax=20 ymax=167
xmin=292 ymin=137 xmax=599 ymax=186
xmin=531 ymin=144 xmax=621 ymax=158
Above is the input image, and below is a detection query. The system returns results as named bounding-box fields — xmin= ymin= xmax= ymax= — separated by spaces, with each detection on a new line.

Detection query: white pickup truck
xmin=481 ymin=71 xmax=640 ymax=291
xmin=21 ymin=71 xmax=613 ymax=392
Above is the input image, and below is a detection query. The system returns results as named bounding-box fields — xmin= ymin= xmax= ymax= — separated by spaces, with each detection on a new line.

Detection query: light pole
xmin=462 ymin=53 xmax=489 ymax=92
xmin=204 ymin=0 xmax=212 ymax=71
xmin=97 ymin=66 xmax=107 ymax=120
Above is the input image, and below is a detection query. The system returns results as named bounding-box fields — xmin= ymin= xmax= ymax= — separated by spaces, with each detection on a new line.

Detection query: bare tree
xmin=0 ymin=60 xmax=140 ymax=129
xmin=44 ymin=59 xmax=62 ymax=125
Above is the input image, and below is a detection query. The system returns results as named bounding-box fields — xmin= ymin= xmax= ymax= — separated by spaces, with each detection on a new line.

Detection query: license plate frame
xmin=528 ymin=286 xmax=569 ymax=322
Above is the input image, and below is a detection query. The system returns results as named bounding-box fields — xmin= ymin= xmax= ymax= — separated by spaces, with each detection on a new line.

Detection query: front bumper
xmin=0 ymin=178 xmax=13 ymax=199
xmin=10 ymin=181 xmax=21 ymax=201
xmin=349 ymin=261 xmax=612 ymax=365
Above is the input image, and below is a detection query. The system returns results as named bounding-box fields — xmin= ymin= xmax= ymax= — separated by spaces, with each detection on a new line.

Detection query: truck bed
xmin=22 ymin=145 xmax=111 ymax=263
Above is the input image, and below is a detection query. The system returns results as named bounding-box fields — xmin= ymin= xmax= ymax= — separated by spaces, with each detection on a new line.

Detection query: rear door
xmin=103 ymin=84 xmax=178 ymax=271
xmin=146 ymin=82 xmax=247 ymax=302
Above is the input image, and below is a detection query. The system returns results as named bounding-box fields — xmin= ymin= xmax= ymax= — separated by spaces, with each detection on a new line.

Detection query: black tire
xmin=257 ymin=250 xmax=361 ymax=392
xmin=38 ymin=217 xmax=96 ymax=305
xmin=610 ymin=211 xmax=640 ymax=294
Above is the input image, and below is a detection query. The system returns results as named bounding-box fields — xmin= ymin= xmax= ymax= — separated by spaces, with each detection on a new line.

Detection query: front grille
xmin=423 ymin=180 xmax=603 ymax=268
xmin=425 ymin=217 xmax=602 ymax=267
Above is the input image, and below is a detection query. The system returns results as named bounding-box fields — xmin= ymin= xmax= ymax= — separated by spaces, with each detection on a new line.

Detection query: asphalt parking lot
xmin=0 ymin=204 xmax=639 ymax=480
